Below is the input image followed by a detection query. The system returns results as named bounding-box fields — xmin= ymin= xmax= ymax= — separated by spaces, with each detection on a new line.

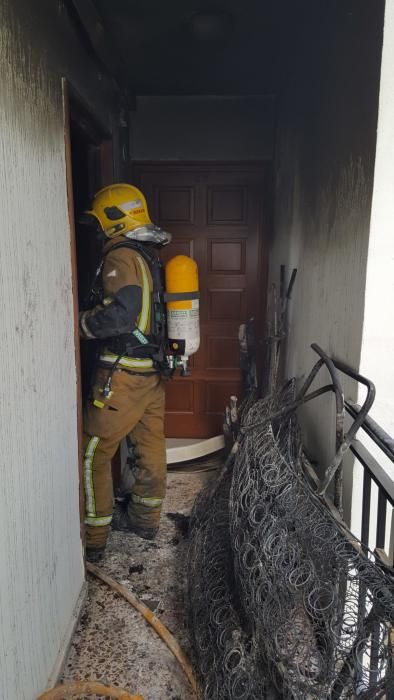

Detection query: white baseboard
xmin=46 ymin=580 xmax=88 ymax=689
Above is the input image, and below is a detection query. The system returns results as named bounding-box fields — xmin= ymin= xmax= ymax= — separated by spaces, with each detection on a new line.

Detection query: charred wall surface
xmin=130 ymin=95 xmax=275 ymax=161
xmin=0 ymin=1 xmax=121 ymax=697
xmin=271 ymin=0 xmax=385 ymax=520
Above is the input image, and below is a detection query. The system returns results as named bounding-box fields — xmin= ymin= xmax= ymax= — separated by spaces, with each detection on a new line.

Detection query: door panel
xmin=208 ymin=186 xmax=248 ymax=224
xmin=157 ymin=186 xmax=195 ymax=223
xmin=134 ymin=164 xmax=268 ymax=438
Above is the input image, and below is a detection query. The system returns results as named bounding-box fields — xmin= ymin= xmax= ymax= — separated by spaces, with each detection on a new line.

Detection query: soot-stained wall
xmin=0 ymin=1 xmax=120 ymax=697
xmin=131 ymin=95 xmax=275 ymax=161
xmin=271 ymin=0 xmax=384 ymax=519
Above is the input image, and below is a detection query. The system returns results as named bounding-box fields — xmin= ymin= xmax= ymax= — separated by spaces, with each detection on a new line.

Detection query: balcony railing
xmin=347 ymin=401 xmax=394 ymax=565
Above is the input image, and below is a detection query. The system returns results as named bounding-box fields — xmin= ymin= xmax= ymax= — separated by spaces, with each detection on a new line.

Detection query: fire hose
xmin=87 ymin=564 xmax=198 ymax=694
xmin=37 ymin=681 xmax=142 ymax=699
xmin=37 ymin=563 xmax=198 ymax=699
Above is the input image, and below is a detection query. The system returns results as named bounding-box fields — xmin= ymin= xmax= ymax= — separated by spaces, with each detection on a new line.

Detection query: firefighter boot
xmin=112 ymin=502 xmax=158 ymax=540
xmin=86 ymin=545 xmax=105 ymax=563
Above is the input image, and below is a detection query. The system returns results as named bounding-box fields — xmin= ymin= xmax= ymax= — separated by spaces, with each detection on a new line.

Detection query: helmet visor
xmin=126 ymin=224 xmax=172 ymax=247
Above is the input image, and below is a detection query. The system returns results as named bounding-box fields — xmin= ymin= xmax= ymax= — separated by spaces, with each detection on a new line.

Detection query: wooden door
xmin=134 ymin=164 xmax=269 ymax=438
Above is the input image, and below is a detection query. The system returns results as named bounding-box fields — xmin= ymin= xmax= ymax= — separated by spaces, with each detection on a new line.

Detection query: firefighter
xmin=79 ymin=183 xmax=172 ymax=562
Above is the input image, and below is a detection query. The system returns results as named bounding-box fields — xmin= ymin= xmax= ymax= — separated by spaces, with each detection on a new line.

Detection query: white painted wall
xmin=358 ymin=0 xmax=394 ymax=442
xmin=0 ymin=1 xmax=119 ymax=697
xmin=352 ymin=0 xmax=394 ymax=541
xmin=131 ymin=95 xmax=275 ymax=161
xmin=0 ymin=15 xmax=83 ymax=700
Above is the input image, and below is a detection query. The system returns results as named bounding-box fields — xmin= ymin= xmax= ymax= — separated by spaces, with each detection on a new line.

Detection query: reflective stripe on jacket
xmin=79 ymin=237 xmax=155 ymax=371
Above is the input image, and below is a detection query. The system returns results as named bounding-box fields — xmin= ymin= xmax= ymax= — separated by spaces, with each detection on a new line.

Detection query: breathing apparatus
xmin=85 ymin=184 xmax=201 ymax=384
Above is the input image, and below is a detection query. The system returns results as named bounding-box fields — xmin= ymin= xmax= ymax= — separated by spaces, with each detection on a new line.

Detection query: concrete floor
xmin=62 ymin=469 xmax=215 ymax=699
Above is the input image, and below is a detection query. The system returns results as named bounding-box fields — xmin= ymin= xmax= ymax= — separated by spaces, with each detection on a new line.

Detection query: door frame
xmin=132 ymin=160 xmax=272 ymax=392
xmin=62 ymin=78 xmax=114 ymax=542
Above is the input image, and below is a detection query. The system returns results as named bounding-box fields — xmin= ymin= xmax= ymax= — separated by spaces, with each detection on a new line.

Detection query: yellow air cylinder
xmin=165 ymin=255 xmax=200 ymax=361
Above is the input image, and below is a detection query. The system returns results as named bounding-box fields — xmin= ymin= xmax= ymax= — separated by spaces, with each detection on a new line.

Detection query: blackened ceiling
xmin=92 ymin=0 xmax=298 ymax=95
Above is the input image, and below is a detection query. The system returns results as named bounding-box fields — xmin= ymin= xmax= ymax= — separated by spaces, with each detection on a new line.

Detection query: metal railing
xmin=300 ymin=347 xmax=394 ymax=696
xmin=347 ymin=401 xmax=394 ymax=564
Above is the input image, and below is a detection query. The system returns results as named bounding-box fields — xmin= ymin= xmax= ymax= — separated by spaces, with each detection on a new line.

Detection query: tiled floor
xmin=62 ymin=469 xmax=215 ymax=699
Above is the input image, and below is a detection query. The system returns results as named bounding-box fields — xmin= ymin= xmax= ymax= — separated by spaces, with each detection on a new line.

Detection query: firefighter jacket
xmin=79 ymin=236 xmax=156 ymax=372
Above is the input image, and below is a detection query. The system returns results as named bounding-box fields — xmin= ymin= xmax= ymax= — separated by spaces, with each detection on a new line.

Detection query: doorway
xmin=64 ymin=83 xmax=115 ymax=509
xmin=134 ymin=162 xmax=269 ymax=439
xmin=68 ymin=97 xmax=113 ymax=403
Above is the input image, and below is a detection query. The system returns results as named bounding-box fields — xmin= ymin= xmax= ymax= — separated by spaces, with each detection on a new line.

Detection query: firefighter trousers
xmin=83 ymin=367 xmax=166 ymax=548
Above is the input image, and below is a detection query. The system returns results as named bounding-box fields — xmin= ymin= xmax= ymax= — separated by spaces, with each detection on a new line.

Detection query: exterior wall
xmin=131 ymin=95 xmax=275 ymax=161
xmin=352 ymin=0 xmax=394 ymax=540
xmin=359 ymin=0 xmax=394 ymax=443
xmin=0 ymin=1 xmax=120 ymax=697
xmin=271 ymin=0 xmax=384 ymax=520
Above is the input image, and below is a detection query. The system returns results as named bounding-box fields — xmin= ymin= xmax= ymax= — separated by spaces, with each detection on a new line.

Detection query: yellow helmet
xmin=87 ymin=183 xmax=171 ymax=246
